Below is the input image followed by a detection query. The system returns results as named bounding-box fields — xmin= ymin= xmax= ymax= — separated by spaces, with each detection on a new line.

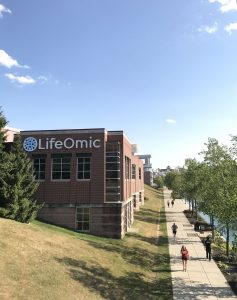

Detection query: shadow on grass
xmin=86 ymin=240 xmax=157 ymax=270
xmin=135 ymin=208 xmax=166 ymax=225
xmin=56 ymin=257 xmax=173 ymax=300
xmin=127 ymin=232 xmax=157 ymax=245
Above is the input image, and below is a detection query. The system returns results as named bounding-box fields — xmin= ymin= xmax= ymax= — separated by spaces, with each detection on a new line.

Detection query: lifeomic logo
xmin=23 ymin=137 xmax=38 ymax=152
xmin=23 ymin=136 xmax=101 ymax=151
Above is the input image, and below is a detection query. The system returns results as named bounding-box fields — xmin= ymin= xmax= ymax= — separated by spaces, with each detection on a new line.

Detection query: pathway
xmin=164 ymin=187 xmax=236 ymax=300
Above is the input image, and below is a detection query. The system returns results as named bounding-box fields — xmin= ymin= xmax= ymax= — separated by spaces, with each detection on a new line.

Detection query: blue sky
xmin=1 ymin=0 xmax=237 ymax=169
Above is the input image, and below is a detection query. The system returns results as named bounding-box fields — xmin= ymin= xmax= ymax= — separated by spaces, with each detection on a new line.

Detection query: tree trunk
xmin=226 ymin=224 xmax=230 ymax=258
xmin=195 ymin=199 xmax=198 ymax=220
xmin=210 ymin=214 xmax=215 ymax=241
xmin=191 ymin=199 xmax=194 ymax=215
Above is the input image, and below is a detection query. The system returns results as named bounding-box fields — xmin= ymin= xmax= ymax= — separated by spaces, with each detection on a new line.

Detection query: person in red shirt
xmin=181 ymin=245 xmax=189 ymax=271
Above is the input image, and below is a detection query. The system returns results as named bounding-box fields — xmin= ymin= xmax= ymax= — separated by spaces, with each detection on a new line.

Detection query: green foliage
xmin=164 ymin=170 xmax=182 ymax=199
xmin=0 ymin=108 xmax=9 ymax=207
xmin=0 ymin=121 xmax=42 ymax=223
xmin=163 ymin=171 xmax=176 ymax=189
xmin=181 ymin=138 xmax=237 ymax=257
xmin=153 ymin=175 xmax=164 ymax=188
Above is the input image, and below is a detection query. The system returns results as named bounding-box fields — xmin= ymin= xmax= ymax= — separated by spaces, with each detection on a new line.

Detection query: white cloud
xmin=0 ymin=49 xmax=29 ymax=69
xmin=38 ymin=75 xmax=48 ymax=84
xmin=0 ymin=4 xmax=11 ymax=18
xmin=0 ymin=49 xmax=20 ymax=68
xmin=5 ymin=73 xmax=36 ymax=85
xmin=224 ymin=22 xmax=237 ymax=34
xmin=208 ymin=0 xmax=237 ymax=13
xmin=198 ymin=22 xmax=218 ymax=33
xmin=166 ymin=118 xmax=176 ymax=124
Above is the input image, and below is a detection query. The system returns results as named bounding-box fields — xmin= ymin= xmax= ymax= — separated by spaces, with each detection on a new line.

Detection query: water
xmin=198 ymin=211 xmax=236 ymax=244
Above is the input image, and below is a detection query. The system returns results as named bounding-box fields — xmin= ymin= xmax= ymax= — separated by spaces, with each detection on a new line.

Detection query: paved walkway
xmin=164 ymin=188 xmax=236 ymax=300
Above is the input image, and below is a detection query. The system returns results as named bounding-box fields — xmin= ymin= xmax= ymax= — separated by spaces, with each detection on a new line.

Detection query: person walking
xmin=171 ymin=222 xmax=178 ymax=238
xmin=205 ymin=236 xmax=212 ymax=260
xmin=180 ymin=245 xmax=189 ymax=271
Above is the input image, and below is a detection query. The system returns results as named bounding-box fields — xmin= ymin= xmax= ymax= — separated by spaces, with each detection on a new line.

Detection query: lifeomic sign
xmin=23 ymin=137 xmax=101 ymax=152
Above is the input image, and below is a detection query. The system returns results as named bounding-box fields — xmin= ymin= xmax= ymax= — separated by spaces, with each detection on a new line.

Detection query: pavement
xmin=164 ymin=187 xmax=237 ymax=300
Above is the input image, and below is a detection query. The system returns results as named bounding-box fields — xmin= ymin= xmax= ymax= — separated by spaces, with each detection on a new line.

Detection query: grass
xmin=0 ymin=185 xmax=172 ymax=300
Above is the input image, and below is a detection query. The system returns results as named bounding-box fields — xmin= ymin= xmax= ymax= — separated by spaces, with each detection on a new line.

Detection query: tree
xmin=164 ymin=171 xmax=177 ymax=190
xmin=0 ymin=134 xmax=42 ymax=223
xmin=201 ymin=138 xmax=237 ymax=257
xmin=195 ymin=162 xmax=220 ymax=240
xmin=153 ymin=176 xmax=164 ymax=188
xmin=0 ymin=108 xmax=9 ymax=207
xmin=180 ymin=159 xmax=201 ymax=216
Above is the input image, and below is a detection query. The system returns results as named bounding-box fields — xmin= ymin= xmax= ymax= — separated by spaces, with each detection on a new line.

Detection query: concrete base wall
xmin=37 ymin=203 xmax=125 ymax=238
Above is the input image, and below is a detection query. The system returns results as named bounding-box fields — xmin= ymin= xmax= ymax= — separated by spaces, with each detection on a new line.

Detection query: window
xmin=125 ymin=156 xmax=131 ymax=179
xmin=76 ymin=207 xmax=90 ymax=231
xmin=77 ymin=153 xmax=91 ymax=180
xmin=132 ymin=164 xmax=136 ymax=179
xmin=139 ymin=167 xmax=141 ymax=180
xmin=33 ymin=155 xmax=46 ymax=180
xmin=106 ymin=142 xmax=121 ymax=202
xmin=133 ymin=194 xmax=136 ymax=208
xmin=51 ymin=154 xmax=71 ymax=180
xmin=139 ymin=192 xmax=142 ymax=203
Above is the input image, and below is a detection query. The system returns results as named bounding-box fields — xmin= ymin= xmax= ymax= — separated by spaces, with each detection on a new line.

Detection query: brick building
xmin=19 ymin=128 xmax=144 ymax=238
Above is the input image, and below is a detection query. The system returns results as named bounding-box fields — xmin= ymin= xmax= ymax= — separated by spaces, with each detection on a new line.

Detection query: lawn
xmin=0 ymin=185 xmax=172 ymax=300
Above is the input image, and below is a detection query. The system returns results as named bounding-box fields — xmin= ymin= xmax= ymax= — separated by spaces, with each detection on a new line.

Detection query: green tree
xmin=153 ymin=176 xmax=164 ymax=188
xmin=181 ymin=159 xmax=201 ymax=216
xmin=195 ymin=162 xmax=219 ymax=240
xmin=0 ymin=135 xmax=42 ymax=223
xmin=164 ymin=171 xmax=177 ymax=190
xmin=201 ymin=138 xmax=237 ymax=257
xmin=0 ymin=108 xmax=9 ymax=207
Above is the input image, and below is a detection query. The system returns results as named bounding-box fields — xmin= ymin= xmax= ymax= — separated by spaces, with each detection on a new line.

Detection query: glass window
xmin=77 ymin=154 xmax=91 ymax=180
xmin=106 ymin=170 xmax=120 ymax=179
xmin=52 ymin=156 xmax=71 ymax=180
xmin=76 ymin=207 xmax=90 ymax=232
xmin=125 ymin=156 xmax=131 ymax=179
xmin=132 ymin=164 xmax=136 ymax=179
xmin=33 ymin=157 xmax=46 ymax=180
xmin=139 ymin=167 xmax=141 ymax=180
xmin=106 ymin=142 xmax=121 ymax=202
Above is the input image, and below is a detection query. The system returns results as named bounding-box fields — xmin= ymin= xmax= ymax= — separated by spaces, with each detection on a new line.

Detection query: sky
xmin=1 ymin=0 xmax=237 ymax=169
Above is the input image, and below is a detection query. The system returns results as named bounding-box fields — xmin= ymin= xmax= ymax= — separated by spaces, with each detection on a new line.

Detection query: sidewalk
xmin=164 ymin=188 xmax=236 ymax=300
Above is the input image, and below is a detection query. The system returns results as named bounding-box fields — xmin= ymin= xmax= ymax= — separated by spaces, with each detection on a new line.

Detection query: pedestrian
xmin=167 ymin=200 xmax=170 ymax=208
xmin=204 ymin=236 xmax=212 ymax=260
xmin=180 ymin=245 xmax=189 ymax=271
xmin=171 ymin=200 xmax=174 ymax=207
xmin=171 ymin=222 xmax=178 ymax=238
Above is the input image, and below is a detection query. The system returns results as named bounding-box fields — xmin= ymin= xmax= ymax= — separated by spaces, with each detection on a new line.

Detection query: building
xmin=139 ymin=154 xmax=153 ymax=185
xmin=157 ymin=166 xmax=173 ymax=177
xmin=3 ymin=127 xmax=20 ymax=151
xmin=19 ymin=128 xmax=144 ymax=238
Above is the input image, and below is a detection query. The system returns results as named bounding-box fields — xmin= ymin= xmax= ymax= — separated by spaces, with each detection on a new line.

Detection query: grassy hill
xmin=0 ymin=186 xmax=172 ymax=300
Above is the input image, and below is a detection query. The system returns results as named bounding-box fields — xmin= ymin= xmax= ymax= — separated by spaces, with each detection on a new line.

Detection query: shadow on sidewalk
xmin=172 ymin=277 xmax=235 ymax=299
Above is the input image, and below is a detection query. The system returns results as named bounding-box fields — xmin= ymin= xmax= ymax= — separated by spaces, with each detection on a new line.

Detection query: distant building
xmin=3 ymin=127 xmax=20 ymax=151
xmin=157 ymin=166 xmax=173 ymax=177
xmin=139 ymin=154 xmax=153 ymax=185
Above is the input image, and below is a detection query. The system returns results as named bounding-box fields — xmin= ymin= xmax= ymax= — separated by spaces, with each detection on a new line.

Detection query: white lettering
xmin=49 ymin=138 xmax=56 ymax=149
xmin=38 ymin=138 xmax=45 ymax=149
xmin=93 ymin=139 xmax=101 ymax=148
xmin=89 ymin=136 xmax=93 ymax=148
xmin=75 ymin=139 xmax=88 ymax=149
xmin=55 ymin=140 xmax=63 ymax=149
xmin=27 ymin=137 xmax=101 ymax=150
xmin=64 ymin=138 xmax=75 ymax=149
